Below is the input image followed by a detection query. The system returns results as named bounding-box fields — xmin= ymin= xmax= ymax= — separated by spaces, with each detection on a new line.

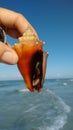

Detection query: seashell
xmin=0 ymin=26 xmax=48 ymax=92
xmin=14 ymin=26 xmax=48 ymax=92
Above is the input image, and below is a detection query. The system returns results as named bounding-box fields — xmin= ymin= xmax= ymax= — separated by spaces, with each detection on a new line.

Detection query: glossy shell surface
xmin=14 ymin=26 xmax=48 ymax=92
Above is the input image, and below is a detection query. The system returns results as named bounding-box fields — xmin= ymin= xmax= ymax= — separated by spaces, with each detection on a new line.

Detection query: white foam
xmin=58 ymin=96 xmax=71 ymax=113
xmin=46 ymin=89 xmax=71 ymax=113
xmin=38 ymin=89 xmax=71 ymax=130
xmin=24 ymin=105 xmax=38 ymax=113
xmin=63 ymin=82 xmax=67 ymax=86
xmin=18 ymin=88 xmax=29 ymax=93
xmin=39 ymin=115 xmax=67 ymax=130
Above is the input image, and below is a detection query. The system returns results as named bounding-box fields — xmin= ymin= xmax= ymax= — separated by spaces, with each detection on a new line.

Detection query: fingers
xmin=0 ymin=8 xmax=38 ymax=65
xmin=0 ymin=42 xmax=18 ymax=64
xmin=0 ymin=8 xmax=38 ymax=38
xmin=0 ymin=8 xmax=28 ymax=34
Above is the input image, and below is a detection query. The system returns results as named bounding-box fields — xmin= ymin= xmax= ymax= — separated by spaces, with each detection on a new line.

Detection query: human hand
xmin=0 ymin=8 xmax=37 ymax=64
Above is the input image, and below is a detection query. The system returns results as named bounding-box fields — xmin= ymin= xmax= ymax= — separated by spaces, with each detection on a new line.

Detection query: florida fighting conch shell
xmin=0 ymin=26 xmax=48 ymax=92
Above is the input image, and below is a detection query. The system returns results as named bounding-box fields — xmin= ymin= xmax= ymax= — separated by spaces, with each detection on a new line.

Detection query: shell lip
xmin=32 ymin=78 xmax=42 ymax=92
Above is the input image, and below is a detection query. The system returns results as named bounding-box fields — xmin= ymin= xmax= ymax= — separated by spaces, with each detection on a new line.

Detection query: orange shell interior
xmin=14 ymin=43 xmax=43 ymax=92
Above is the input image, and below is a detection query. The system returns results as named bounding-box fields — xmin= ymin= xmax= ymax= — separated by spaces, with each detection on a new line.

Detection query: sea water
xmin=0 ymin=78 xmax=73 ymax=130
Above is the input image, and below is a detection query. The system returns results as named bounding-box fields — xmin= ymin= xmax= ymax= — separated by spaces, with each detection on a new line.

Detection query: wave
xmin=17 ymin=88 xmax=29 ymax=93
xmin=63 ymin=82 xmax=67 ymax=86
xmin=0 ymin=79 xmax=71 ymax=130
xmin=38 ymin=115 xmax=67 ymax=130
xmin=13 ymin=89 xmax=71 ymax=130
xmin=46 ymin=89 xmax=71 ymax=113
xmin=36 ymin=90 xmax=71 ymax=130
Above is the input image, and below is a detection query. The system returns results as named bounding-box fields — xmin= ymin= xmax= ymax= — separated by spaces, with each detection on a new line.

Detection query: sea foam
xmin=38 ymin=89 xmax=71 ymax=130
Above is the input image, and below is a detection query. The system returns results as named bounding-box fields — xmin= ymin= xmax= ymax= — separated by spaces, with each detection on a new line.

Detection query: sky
xmin=0 ymin=0 xmax=73 ymax=80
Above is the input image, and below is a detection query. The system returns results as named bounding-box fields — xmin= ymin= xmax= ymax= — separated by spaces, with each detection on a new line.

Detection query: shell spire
xmin=18 ymin=26 xmax=44 ymax=48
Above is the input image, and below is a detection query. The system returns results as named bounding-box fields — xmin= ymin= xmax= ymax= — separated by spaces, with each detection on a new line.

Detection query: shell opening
xmin=31 ymin=50 xmax=43 ymax=91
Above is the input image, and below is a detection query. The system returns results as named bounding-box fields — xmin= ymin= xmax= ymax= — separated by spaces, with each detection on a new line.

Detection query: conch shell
xmin=0 ymin=26 xmax=48 ymax=92
xmin=14 ymin=26 xmax=48 ymax=92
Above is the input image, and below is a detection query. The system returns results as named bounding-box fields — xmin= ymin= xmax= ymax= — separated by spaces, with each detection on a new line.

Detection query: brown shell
xmin=13 ymin=26 xmax=48 ymax=92
xmin=0 ymin=26 xmax=48 ymax=92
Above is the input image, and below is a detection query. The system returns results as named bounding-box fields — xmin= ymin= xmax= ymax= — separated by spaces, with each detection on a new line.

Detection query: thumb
xmin=0 ymin=42 xmax=18 ymax=64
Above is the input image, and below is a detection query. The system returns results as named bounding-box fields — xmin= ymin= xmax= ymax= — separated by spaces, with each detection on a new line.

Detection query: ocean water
xmin=0 ymin=78 xmax=73 ymax=130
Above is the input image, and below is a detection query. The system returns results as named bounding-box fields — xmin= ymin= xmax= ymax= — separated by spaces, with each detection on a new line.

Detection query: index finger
xmin=0 ymin=8 xmax=37 ymax=36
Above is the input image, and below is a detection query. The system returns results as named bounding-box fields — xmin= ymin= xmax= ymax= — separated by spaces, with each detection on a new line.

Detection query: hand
xmin=0 ymin=8 xmax=37 ymax=64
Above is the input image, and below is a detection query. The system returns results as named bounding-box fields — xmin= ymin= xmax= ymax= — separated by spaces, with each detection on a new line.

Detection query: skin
xmin=0 ymin=8 xmax=37 ymax=64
